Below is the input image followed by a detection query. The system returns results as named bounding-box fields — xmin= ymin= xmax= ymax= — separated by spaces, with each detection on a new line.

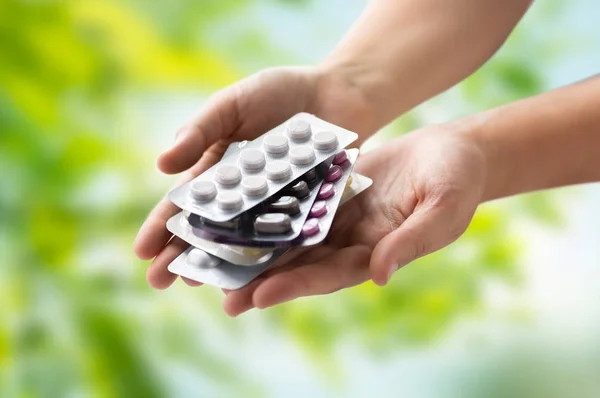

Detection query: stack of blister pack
xmin=166 ymin=113 xmax=372 ymax=289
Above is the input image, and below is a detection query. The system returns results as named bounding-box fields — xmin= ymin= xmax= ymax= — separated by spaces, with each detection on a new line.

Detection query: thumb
xmin=158 ymin=89 xmax=241 ymax=174
xmin=369 ymin=201 xmax=465 ymax=286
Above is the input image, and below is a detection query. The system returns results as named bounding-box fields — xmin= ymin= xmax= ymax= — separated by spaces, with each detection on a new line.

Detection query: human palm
xmin=222 ymin=127 xmax=487 ymax=316
xmin=135 ymin=66 xmax=376 ymax=288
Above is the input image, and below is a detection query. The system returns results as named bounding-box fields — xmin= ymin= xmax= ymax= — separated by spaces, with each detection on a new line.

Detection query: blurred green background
xmin=1 ymin=0 xmax=599 ymax=397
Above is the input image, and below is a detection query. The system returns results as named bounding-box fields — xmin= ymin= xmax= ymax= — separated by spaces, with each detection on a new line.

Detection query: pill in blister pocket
xmin=309 ymin=201 xmax=328 ymax=218
xmin=214 ymin=164 xmax=242 ymax=186
xmin=242 ymin=176 xmax=268 ymax=197
xmin=285 ymin=180 xmax=310 ymax=198
xmin=318 ymin=183 xmax=335 ymax=200
xmin=190 ymin=180 xmax=217 ymax=202
xmin=217 ymin=191 xmax=243 ymax=210
xmin=325 ymin=165 xmax=343 ymax=182
xmin=267 ymin=196 xmax=300 ymax=215
xmin=186 ymin=248 xmax=221 ymax=269
xmin=289 ymin=146 xmax=316 ymax=165
xmin=313 ymin=131 xmax=338 ymax=151
xmin=254 ymin=213 xmax=292 ymax=234
xmin=265 ymin=160 xmax=292 ymax=181
xmin=304 ymin=168 xmax=318 ymax=183
xmin=263 ymin=135 xmax=289 ymax=155
xmin=239 ymin=148 xmax=266 ymax=171
xmin=302 ymin=218 xmax=320 ymax=237
xmin=287 ymin=120 xmax=312 ymax=141
xmin=333 ymin=150 xmax=348 ymax=165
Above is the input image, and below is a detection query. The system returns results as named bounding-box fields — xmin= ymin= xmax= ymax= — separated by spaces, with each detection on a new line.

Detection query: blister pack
xmin=167 ymin=246 xmax=287 ymax=290
xmin=185 ymin=159 xmax=330 ymax=246
xmin=168 ymin=113 xmax=359 ymax=222
xmin=166 ymin=169 xmax=372 ymax=266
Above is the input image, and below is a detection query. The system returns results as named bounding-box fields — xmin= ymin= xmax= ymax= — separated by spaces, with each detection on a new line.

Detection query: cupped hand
xmin=223 ymin=124 xmax=488 ymax=316
xmin=134 ymin=66 xmax=376 ymax=288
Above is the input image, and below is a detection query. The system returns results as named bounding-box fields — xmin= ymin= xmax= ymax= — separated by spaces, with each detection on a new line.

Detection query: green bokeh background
xmin=1 ymin=1 xmax=599 ymax=397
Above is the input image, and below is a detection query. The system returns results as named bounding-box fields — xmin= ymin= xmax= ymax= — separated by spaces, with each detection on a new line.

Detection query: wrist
xmin=455 ymin=110 xmax=508 ymax=203
xmin=314 ymin=62 xmax=391 ymax=138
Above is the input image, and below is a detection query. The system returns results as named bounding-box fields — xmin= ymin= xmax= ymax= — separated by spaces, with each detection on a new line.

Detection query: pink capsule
xmin=333 ymin=151 xmax=348 ymax=165
xmin=317 ymin=183 xmax=335 ymax=200
xmin=309 ymin=201 xmax=328 ymax=218
xmin=302 ymin=219 xmax=320 ymax=237
xmin=325 ymin=165 xmax=343 ymax=182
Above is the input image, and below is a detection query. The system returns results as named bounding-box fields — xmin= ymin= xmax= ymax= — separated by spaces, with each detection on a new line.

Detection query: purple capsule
xmin=333 ymin=151 xmax=348 ymax=165
xmin=318 ymin=183 xmax=335 ymax=200
xmin=302 ymin=219 xmax=320 ymax=237
xmin=309 ymin=201 xmax=328 ymax=218
xmin=325 ymin=165 xmax=343 ymax=182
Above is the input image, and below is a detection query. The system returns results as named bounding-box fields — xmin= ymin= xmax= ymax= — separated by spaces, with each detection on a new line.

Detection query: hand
xmin=134 ymin=66 xmax=377 ymax=288
xmin=223 ymin=123 xmax=488 ymax=316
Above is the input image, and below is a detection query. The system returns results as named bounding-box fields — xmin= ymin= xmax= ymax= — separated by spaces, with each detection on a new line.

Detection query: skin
xmin=134 ymin=0 xmax=537 ymax=311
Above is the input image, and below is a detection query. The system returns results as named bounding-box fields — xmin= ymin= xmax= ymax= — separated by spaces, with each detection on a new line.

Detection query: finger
xmin=181 ymin=277 xmax=204 ymax=287
xmin=146 ymin=237 xmax=189 ymax=290
xmin=222 ymin=246 xmax=332 ymax=316
xmin=157 ymin=88 xmax=242 ymax=174
xmin=251 ymin=245 xmax=372 ymax=309
xmin=133 ymin=146 xmax=226 ymax=260
xmin=369 ymin=201 xmax=463 ymax=286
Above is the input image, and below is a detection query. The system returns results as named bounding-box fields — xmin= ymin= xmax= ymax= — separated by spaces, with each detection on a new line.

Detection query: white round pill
xmin=217 ymin=191 xmax=243 ymax=211
xmin=287 ymin=120 xmax=312 ymax=141
xmin=312 ymin=130 xmax=338 ymax=151
xmin=186 ymin=248 xmax=220 ymax=269
xmin=241 ymin=176 xmax=268 ymax=197
xmin=263 ymin=135 xmax=289 ymax=155
xmin=265 ymin=160 xmax=292 ymax=181
xmin=214 ymin=164 xmax=242 ymax=186
xmin=239 ymin=148 xmax=266 ymax=171
xmin=289 ymin=146 xmax=316 ymax=165
xmin=190 ymin=180 xmax=217 ymax=202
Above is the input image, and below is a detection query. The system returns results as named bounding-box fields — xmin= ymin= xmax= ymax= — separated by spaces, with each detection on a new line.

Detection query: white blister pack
xmin=167 ymin=246 xmax=286 ymax=290
xmin=166 ymin=168 xmax=372 ymax=266
xmin=168 ymin=113 xmax=358 ymax=222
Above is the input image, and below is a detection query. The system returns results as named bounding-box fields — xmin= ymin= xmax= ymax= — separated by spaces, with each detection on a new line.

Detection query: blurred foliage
xmin=0 ymin=0 xmax=574 ymax=396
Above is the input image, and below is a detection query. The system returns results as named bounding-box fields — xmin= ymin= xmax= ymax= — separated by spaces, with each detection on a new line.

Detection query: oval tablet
xmin=265 ymin=160 xmax=292 ymax=181
xmin=217 ymin=191 xmax=243 ymax=211
xmin=325 ymin=165 xmax=343 ymax=183
xmin=310 ymin=201 xmax=328 ymax=218
xmin=333 ymin=150 xmax=348 ymax=165
xmin=186 ymin=248 xmax=220 ymax=269
xmin=287 ymin=120 xmax=312 ymax=141
xmin=239 ymin=148 xmax=266 ymax=171
xmin=318 ymin=183 xmax=335 ymax=200
xmin=303 ymin=168 xmax=318 ymax=183
xmin=267 ymin=196 xmax=300 ymax=215
xmin=302 ymin=219 xmax=320 ymax=237
xmin=190 ymin=180 xmax=217 ymax=202
xmin=313 ymin=130 xmax=338 ymax=151
xmin=284 ymin=180 xmax=310 ymax=198
xmin=263 ymin=135 xmax=289 ymax=155
xmin=214 ymin=164 xmax=242 ymax=186
xmin=254 ymin=213 xmax=292 ymax=234
xmin=289 ymin=146 xmax=316 ymax=165
xmin=241 ymin=176 xmax=268 ymax=197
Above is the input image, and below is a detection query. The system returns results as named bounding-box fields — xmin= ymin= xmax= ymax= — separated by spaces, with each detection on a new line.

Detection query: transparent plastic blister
xmin=168 ymin=113 xmax=359 ymax=222
xmin=167 ymin=246 xmax=286 ymax=290
xmin=167 ymin=169 xmax=372 ymax=266
xmin=184 ymin=160 xmax=330 ymax=246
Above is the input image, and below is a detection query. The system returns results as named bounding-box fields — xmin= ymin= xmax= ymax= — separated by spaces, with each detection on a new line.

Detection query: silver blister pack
xmin=168 ymin=113 xmax=359 ymax=222
xmin=184 ymin=160 xmax=330 ymax=246
xmin=166 ymin=169 xmax=372 ymax=266
xmin=167 ymin=246 xmax=286 ymax=290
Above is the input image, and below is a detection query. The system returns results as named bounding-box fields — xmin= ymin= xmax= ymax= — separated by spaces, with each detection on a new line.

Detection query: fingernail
xmin=386 ymin=263 xmax=399 ymax=283
xmin=173 ymin=126 xmax=187 ymax=147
